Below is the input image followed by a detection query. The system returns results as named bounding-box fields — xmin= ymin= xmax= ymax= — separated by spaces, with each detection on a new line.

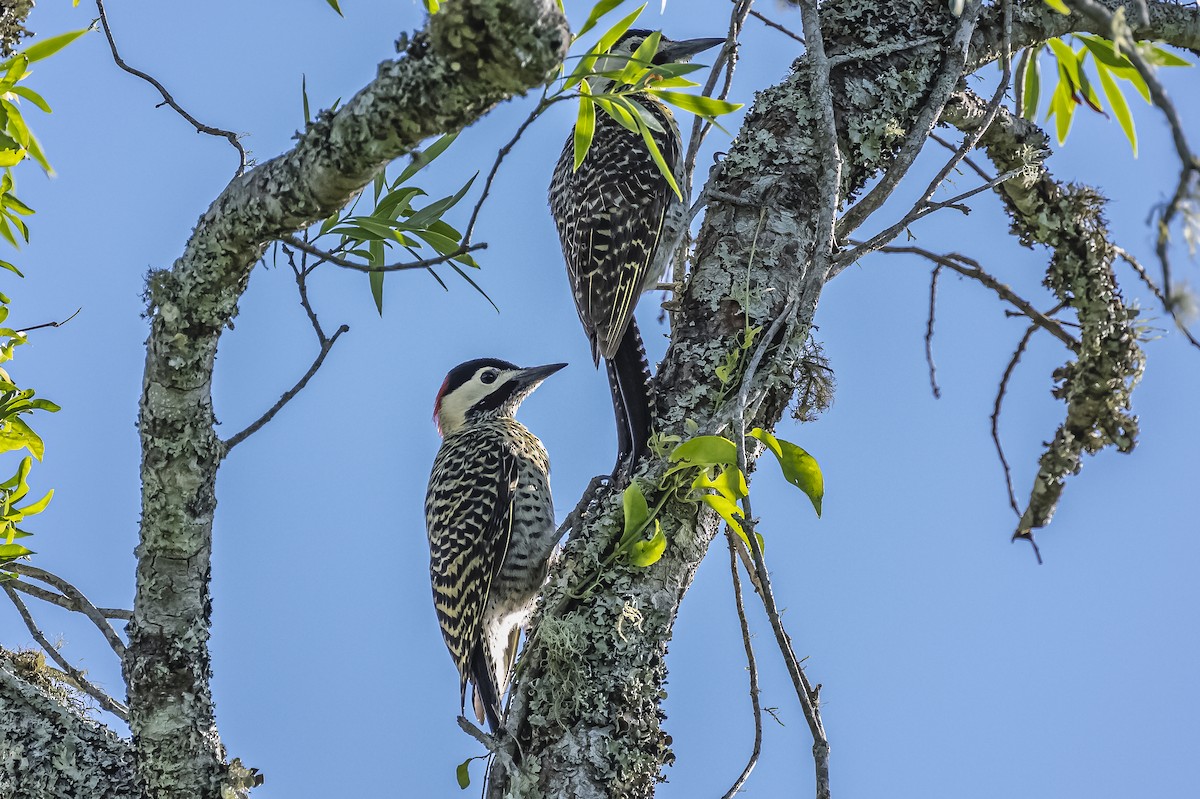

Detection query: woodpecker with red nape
xmin=549 ymin=29 xmax=723 ymax=478
xmin=425 ymin=358 xmax=566 ymax=732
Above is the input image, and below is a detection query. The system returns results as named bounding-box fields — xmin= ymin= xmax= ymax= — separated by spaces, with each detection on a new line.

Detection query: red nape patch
xmin=433 ymin=375 xmax=451 ymax=436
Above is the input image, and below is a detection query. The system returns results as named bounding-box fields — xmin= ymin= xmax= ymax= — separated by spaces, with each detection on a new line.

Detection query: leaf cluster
xmin=1020 ymin=21 xmax=1190 ymax=153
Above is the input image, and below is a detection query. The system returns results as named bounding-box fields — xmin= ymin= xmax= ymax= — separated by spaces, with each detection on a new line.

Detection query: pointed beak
xmin=515 ymin=362 xmax=568 ymax=388
xmin=656 ymin=36 xmax=725 ymax=64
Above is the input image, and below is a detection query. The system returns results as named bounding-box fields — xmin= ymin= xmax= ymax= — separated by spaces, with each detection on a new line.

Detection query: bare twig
xmin=95 ymin=0 xmax=246 ymax=177
xmin=3 ymin=584 xmax=129 ymax=720
xmin=5 ymin=578 xmax=131 ymax=621
xmin=744 ymin=6 xmax=805 ymax=44
xmin=464 ymin=94 xmax=557 ymax=245
xmin=3 ymin=563 xmax=128 ymax=657
xmin=826 ymin=35 xmax=940 ymax=69
xmin=15 ymin=307 xmax=82 ymax=334
xmin=835 ymin=0 xmax=985 ymax=239
xmin=1113 ymin=245 xmax=1200 ymax=352
xmin=992 ymin=323 xmax=1039 ymax=517
xmin=874 ymin=245 xmax=1078 ymax=349
xmin=837 ymin=168 xmax=1024 ymax=271
xmin=929 ymin=132 xmax=993 ymax=182
xmin=925 ymin=265 xmax=943 ymax=399
xmin=685 ymin=1 xmax=753 ymax=196
xmin=720 ymin=532 xmax=763 ymax=799
xmin=279 ymin=234 xmax=486 ymax=275
xmin=221 ymin=323 xmax=348 ymax=454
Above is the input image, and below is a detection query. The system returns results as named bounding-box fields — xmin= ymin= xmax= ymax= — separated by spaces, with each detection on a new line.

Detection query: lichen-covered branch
xmin=490 ymin=1 xmax=985 ymax=795
xmin=943 ymin=89 xmax=1143 ymax=538
xmin=0 ymin=648 xmax=139 ymax=799
xmin=126 ymin=3 xmax=568 ymax=798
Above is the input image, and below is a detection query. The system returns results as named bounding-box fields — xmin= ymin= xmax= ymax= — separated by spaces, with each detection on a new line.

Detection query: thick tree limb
xmin=0 ymin=648 xmax=139 ymax=799
xmin=127 ymin=3 xmax=568 ymax=797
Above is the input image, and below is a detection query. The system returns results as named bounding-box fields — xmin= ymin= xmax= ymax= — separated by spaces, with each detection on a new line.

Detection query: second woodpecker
xmin=549 ymin=29 xmax=723 ymax=477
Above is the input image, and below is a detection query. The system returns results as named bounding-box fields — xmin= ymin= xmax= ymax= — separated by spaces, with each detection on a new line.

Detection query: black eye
xmin=481 ymin=370 xmax=498 ymax=384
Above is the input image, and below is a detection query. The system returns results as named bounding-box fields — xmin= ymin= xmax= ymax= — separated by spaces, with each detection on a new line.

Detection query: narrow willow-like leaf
xmin=622 ymin=480 xmax=650 ymax=539
xmin=573 ymin=80 xmax=596 ymax=170
xmin=324 ymin=0 xmax=344 ymax=16
xmin=645 ymin=89 xmax=743 ymax=119
xmin=20 ymin=28 xmax=90 ymax=62
xmin=1096 ymin=61 xmax=1137 ymax=155
xmin=1021 ymin=46 xmax=1041 ymax=119
xmin=576 ymin=0 xmax=625 ymax=38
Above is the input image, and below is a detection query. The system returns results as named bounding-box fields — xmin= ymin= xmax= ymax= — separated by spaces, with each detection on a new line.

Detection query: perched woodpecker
xmin=425 ymin=358 xmax=565 ymax=732
xmin=549 ymin=29 xmax=723 ymax=477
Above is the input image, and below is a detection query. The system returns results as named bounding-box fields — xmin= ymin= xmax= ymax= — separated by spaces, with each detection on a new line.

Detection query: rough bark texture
xmin=3 ymin=0 xmax=1198 ymax=796
xmin=0 ymin=649 xmax=139 ymax=799
xmin=489 ymin=0 xmax=1195 ymax=795
xmin=124 ymin=3 xmax=568 ymax=798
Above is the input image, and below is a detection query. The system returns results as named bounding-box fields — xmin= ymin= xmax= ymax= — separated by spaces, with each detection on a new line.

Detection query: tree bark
xmin=3 ymin=0 xmax=1198 ymax=797
xmin=123 ymin=3 xmax=567 ymax=797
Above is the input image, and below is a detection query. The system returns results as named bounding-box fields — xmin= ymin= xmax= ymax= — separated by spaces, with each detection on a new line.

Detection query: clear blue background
xmin=2 ymin=1 xmax=1197 ymax=796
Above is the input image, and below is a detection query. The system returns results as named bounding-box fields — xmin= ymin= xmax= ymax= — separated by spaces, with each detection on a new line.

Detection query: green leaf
xmin=301 ymin=74 xmax=311 ymax=125
xmin=1042 ymin=0 xmax=1070 ymax=14
xmin=324 ymin=0 xmax=343 ymax=16
xmin=1075 ymin=35 xmax=1131 ymax=70
xmin=0 ymin=148 xmax=26 ymax=167
xmin=1047 ymin=38 xmax=1081 ymax=92
xmin=575 ymin=0 xmax=625 ymax=38
xmin=0 ymin=542 xmax=32 ymax=559
xmin=456 ymin=758 xmax=471 ymax=790
xmin=645 ymin=89 xmax=743 ymax=120
xmin=1097 ymin=60 xmax=1137 ymax=156
xmin=573 ymin=83 xmax=596 ymax=170
xmin=9 ymin=86 xmax=49 ymax=114
xmin=0 ymin=455 xmax=31 ymax=492
xmin=592 ymin=96 xmax=641 ymax=135
xmin=700 ymin=493 xmax=746 ymax=540
xmin=622 ymin=480 xmax=650 ymax=538
xmin=396 ymin=131 xmax=459 ymax=185
xmin=20 ymin=27 xmax=90 ymax=62
xmin=616 ymin=31 xmax=660 ymax=85
xmin=405 ymin=173 xmax=477 ymax=229
xmin=1021 ymin=46 xmax=1041 ymax=119
xmin=636 ymin=117 xmax=682 ymax=200
xmin=749 ymin=428 xmax=824 ymax=517
xmin=0 ymin=417 xmax=43 ymax=460
xmin=369 ymin=271 xmax=384 ymax=315
xmin=670 ymin=435 xmax=738 ymax=467
xmin=14 ymin=488 xmax=51 ymax=517
xmin=628 ymin=520 xmax=666 ymax=567
xmin=596 ymin=4 xmax=645 ymax=57
xmin=1047 ymin=74 xmax=1076 ymax=144
xmin=425 ymin=0 xmax=441 ymax=12
xmin=692 ymin=465 xmax=748 ymax=503
xmin=28 ymin=399 xmax=60 ymax=413
xmin=1074 ymin=56 xmax=1105 ymax=114
xmin=1142 ymin=44 xmax=1191 ymax=68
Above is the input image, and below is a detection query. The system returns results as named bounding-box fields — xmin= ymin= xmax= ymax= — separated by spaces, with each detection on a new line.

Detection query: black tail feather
xmin=606 ymin=319 xmax=654 ymax=478
xmin=468 ymin=640 xmax=502 ymax=734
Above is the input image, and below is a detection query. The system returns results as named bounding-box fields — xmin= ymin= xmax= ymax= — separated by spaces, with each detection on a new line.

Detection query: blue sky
xmin=3 ymin=1 xmax=1198 ymax=796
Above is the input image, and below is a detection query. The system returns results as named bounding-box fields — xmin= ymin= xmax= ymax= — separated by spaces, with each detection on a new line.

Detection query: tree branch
xmin=720 ymin=532 xmax=763 ymax=799
xmin=3 ymin=562 xmax=129 ymax=656
xmin=3 ymin=585 xmax=129 ymax=720
xmin=279 ymin=233 xmax=486 ymax=274
xmin=129 ymin=3 xmax=569 ymax=796
xmin=95 ymin=0 xmax=247 ymax=177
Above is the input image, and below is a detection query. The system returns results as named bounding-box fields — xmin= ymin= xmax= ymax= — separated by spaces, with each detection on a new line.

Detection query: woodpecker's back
xmin=424 ymin=358 xmax=564 ymax=732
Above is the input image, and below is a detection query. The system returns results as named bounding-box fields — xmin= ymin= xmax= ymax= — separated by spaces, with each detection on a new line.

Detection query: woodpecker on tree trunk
xmin=549 ymin=29 xmax=723 ymax=479
xmin=424 ymin=358 xmax=565 ymax=732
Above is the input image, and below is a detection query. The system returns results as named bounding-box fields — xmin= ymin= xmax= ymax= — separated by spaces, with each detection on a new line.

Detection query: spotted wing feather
xmin=425 ymin=432 xmax=518 ymax=723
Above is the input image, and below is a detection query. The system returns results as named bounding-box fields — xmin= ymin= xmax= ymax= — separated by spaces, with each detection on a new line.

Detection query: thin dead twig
xmin=4 ymin=562 xmax=128 ymax=657
xmin=280 ymin=234 xmax=485 ymax=275
xmin=95 ymin=0 xmax=246 ymax=177
xmin=925 ymin=265 xmax=943 ymax=399
xmin=3 ymin=583 xmax=129 ymax=720
xmin=720 ymin=532 xmax=763 ymax=799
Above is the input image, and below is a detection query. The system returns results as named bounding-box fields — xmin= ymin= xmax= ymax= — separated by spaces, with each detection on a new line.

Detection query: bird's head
xmin=433 ymin=358 xmax=567 ymax=436
xmin=595 ymin=29 xmax=725 ymax=76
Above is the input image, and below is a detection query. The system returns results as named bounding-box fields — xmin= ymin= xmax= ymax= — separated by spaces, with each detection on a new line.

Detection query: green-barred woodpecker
xmin=549 ymin=29 xmax=723 ymax=477
xmin=425 ymin=358 xmax=565 ymax=732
